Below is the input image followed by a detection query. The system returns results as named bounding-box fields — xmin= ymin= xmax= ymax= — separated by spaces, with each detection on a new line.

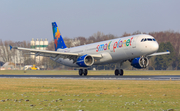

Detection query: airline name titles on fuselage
xmin=96 ymin=37 xmax=134 ymax=52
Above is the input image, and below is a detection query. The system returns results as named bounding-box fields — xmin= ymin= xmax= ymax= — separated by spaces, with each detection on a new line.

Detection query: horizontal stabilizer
xmin=148 ymin=51 xmax=170 ymax=56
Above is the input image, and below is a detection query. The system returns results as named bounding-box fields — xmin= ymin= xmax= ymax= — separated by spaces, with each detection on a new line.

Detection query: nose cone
xmin=151 ymin=42 xmax=159 ymax=52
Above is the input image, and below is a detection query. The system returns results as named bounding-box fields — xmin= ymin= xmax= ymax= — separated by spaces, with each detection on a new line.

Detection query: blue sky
xmin=0 ymin=0 xmax=179 ymax=41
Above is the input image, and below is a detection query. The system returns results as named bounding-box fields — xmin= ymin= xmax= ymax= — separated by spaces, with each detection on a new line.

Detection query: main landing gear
xmin=79 ymin=69 xmax=88 ymax=76
xmin=114 ymin=62 xmax=124 ymax=76
xmin=78 ymin=68 xmax=123 ymax=76
xmin=114 ymin=69 xmax=124 ymax=76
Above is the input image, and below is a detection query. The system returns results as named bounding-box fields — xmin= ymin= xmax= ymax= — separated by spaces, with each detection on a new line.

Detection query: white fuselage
xmin=52 ymin=34 xmax=159 ymax=67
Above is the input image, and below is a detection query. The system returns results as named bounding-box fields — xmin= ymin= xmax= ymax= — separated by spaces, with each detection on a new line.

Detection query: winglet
xmin=10 ymin=45 xmax=12 ymax=50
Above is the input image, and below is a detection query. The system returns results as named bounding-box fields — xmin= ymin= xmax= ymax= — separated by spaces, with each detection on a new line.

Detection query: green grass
xmin=0 ymin=70 xmax=180 ymax=110
xmin=0 ymin=70 xmax=180 ymax=75
xmin=0 ymin=78 xmax=180 ymax=111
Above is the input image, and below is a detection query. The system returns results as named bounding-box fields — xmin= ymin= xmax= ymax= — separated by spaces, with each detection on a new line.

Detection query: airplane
xmin=10 ymin=22 xmax=170 ymax=76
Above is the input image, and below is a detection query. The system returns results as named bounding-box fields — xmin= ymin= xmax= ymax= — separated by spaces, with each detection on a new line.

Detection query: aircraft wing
xmin=147 ymin=50 xmax=170 ymax=56
xmin=10 ymin=46 xmax=102 ymax=62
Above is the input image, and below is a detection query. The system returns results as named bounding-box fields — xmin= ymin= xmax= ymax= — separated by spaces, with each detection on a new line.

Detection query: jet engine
xmin=131 ymin=57 xmax=149 ymax=69
xmin=76 ymin=54 xmax=94 ymax=67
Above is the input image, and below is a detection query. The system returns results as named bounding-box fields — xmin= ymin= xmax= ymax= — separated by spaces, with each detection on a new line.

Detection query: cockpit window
xmin=141 ymin=38 xmax=156 ymax=42
xmin=147 ymin=38 xmax=152 ymax=41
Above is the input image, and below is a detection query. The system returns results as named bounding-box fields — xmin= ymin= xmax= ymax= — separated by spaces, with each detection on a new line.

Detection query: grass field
xmin=0 ymin=70 xmax=180 ymax=75
xmin=0 ymin=70 xmax=180 ymax=110
xmin=0 ymin=78 xmax=180 ymax=110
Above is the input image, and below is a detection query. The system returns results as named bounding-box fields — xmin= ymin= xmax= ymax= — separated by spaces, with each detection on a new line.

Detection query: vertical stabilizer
xmin=52 ymin=22 xmax=67 ymax=51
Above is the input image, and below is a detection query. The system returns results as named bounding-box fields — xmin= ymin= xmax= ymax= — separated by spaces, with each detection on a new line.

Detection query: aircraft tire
xmin=79 ymin=69 xmax=83 ymax=76
xmin=120 ymin=69 xmax=124 ymax=76
xmin=115 ymin=69 xmax=119 ymax=76
xmin=84 ymin=69 xmax=88 ymax=76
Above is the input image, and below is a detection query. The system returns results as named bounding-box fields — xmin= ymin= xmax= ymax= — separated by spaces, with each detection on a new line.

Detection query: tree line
xmin=0 ymin=30 xmax=180 ymax=70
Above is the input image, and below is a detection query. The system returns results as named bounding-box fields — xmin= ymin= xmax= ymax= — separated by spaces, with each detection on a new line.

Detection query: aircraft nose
xmin=152 ymin=42 xmax=159 ymax=52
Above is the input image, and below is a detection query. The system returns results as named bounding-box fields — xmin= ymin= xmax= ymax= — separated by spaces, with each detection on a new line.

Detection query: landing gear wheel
xmin=119 ymin=69 xmax=124 ymax=76
xmin=114 ymin=69 xmax=124 ymax=76
xmin=115 ymin=69 xmax=119 ymax=76
xmin=79 ymin=69 xmax=83 ymax=76
xmin=84 ymin=69 xmax=88 ymax=76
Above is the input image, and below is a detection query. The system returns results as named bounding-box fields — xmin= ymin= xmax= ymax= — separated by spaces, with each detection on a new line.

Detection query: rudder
xmin=52 ymin=22 xmax=67 ymax=51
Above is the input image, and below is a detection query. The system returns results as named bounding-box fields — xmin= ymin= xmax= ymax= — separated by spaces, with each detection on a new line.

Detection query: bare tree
xmin=0 ymin=40 xmax=15 ymax=63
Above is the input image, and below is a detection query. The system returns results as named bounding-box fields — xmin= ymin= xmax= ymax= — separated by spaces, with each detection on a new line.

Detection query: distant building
xmin=30 ymin=38 xmax=48 ymax=63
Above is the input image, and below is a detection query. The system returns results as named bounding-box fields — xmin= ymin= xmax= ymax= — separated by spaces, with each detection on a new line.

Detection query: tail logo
xmin=54 ymin=27 xmax=61 ymax=48
xmin=54 ymin=39 xmax=58 ymax=48
xmin=55 ymin=28 xmax=60 ymax=40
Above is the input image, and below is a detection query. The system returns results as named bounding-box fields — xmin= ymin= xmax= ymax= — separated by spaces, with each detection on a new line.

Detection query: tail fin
xmin=52 ymin=22 xmax=67 ymax=51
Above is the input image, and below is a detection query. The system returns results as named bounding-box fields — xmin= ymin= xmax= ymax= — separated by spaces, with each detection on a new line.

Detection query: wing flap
xmin=10 ymin=46 xmax=103 ymax=63
xmin=12 ymin=46 xmax=79 ymax=59
xmin=13 ymin=46 xmax=78 ymax=55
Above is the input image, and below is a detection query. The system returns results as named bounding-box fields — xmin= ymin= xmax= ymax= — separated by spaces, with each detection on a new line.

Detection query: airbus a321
xmin=10 ymin=22 xmax=170 ymax=76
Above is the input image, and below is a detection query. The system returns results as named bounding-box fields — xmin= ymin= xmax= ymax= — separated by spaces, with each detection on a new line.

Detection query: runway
xmin=0 ymin=75 xmax=180 ymax=80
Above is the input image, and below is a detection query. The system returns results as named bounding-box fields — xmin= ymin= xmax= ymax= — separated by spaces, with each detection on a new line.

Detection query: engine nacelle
xmin=131 ymin=57 xmax=149 ymax=69
xmin=76 ymin=54 xmax=94 ymax=67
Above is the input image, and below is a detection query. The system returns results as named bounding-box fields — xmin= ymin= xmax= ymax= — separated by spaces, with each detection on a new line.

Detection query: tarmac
xmin=0 ymin=75 xmax=180 ymax=80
